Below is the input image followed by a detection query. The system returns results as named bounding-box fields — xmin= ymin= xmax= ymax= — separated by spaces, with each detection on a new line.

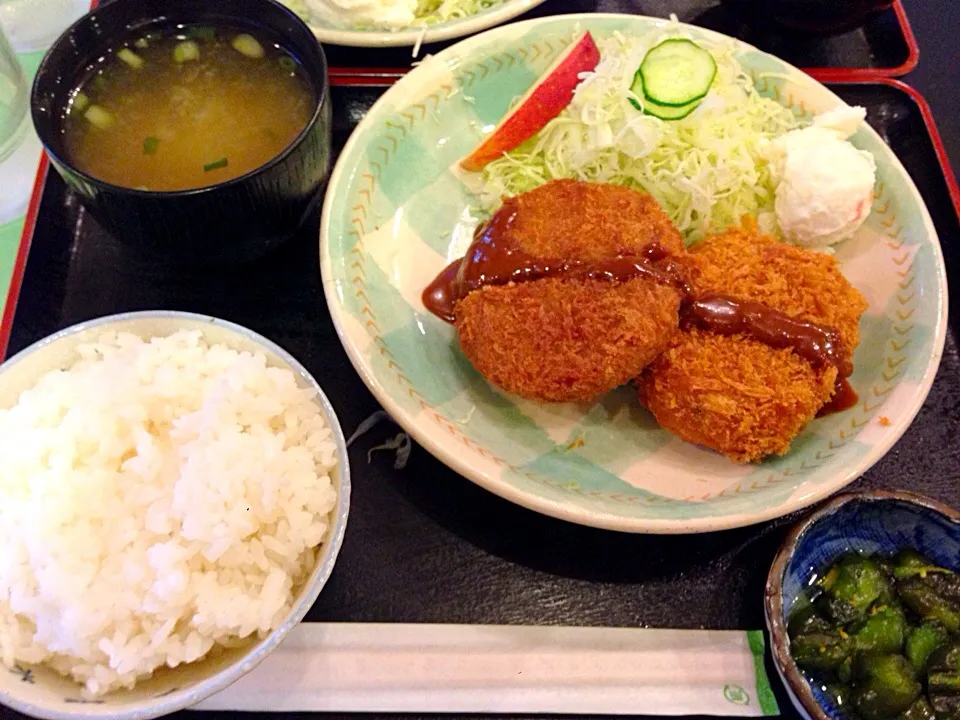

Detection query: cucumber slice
xmin=641 ymin=96 xmax=701 ymax=121
xmin=637 ymin=38 xmax=717 ymax=107
xmin=628 ymin=73 xmax=701 ymax=120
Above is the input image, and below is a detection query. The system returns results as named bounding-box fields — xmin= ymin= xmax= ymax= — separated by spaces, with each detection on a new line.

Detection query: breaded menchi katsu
xmin=423 ymin=180 xmax=869 ymax=463
xmin=637 ymin=221 xmax=868 ymax=463
xmin=427 ymin=179 xmax=687 ymax=402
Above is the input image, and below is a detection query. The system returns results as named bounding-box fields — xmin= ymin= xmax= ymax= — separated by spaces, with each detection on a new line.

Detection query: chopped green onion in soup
xmin=73 ymin=92 xmax=89 ymax=112
xmin=84 ymin=105 xmax=114 ymax=130
xmin=117 ymin=48 xmax=144 ymax=69
xmin=232 ymin=34 xmax=264 ymax=59
xmin=203 ymin=157 xmax=228 ymax=172
xmin=62 ymin=23 xmax=312 ymax=191
xmin=173 ymin=40 xmax=199 ymax=63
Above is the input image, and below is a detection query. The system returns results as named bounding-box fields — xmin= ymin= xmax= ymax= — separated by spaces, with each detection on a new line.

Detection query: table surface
xmin=901 ymin=0 xmax=960 ymax=172
xmin=2 ymin=2 xmax=959 ymax=720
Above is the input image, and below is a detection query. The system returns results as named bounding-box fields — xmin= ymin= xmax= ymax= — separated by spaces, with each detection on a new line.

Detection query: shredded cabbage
xmin=422 ymin=0 xmax=505 ymax=23
xmin=476 ymin=26 xmax=804 ymax=245
xmin=278 ymin=0 xmax=311 ymax=20
xmin=281 ymin=0 xmax=505 ymax=27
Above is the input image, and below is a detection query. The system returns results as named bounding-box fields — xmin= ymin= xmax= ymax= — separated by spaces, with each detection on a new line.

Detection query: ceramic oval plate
xmin=320 ymin=14 xmax=947 ymax=533
xmin=292 ymin=0 xmax=548 ymax=47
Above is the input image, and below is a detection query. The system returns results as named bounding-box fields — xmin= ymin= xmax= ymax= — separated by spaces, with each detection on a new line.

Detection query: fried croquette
xmin=638 ymin=221 xmax=868 ymax=463
xmin=458 ymin=277 xmax=682 ymax=402
xmin=504 ymin=178 xmax=686 ymax=259
xmin=684 ymin=221 xmax=866 ymax=352
xmin=638 ymin=330 xmax=840 ymax=462
xmin=453 ymin=179 xmax=685 ymax=402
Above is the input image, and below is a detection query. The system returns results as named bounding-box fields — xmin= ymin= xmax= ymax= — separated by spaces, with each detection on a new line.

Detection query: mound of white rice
xmin=0 ymin=329 xmax=338 ymax=696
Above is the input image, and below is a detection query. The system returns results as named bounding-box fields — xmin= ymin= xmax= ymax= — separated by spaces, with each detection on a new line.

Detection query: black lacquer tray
xmin=323 ymin=0 xmax=917 ymax=77
xmin=3 ymin=80 xmax=958 ymax=720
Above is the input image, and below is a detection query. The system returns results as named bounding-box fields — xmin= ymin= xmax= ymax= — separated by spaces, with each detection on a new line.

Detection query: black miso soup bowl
xmin=31 ymin=0 xmax=332 ymax=266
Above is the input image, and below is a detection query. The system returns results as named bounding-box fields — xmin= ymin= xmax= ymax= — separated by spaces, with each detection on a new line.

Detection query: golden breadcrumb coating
xmin=638 ymin=330 xmax=839 ymax=462
xmin=459 ymin=278 xmax=681 ymax=402
xmin=507 ymin=178 xmax=686 ymax=258
xmin=638 ymin=220 xmax=868 ymax=463
xmin=455 ymin=179 xmax=684 ymax=402
xmin=685 ymin=221 xmax=867 ymax=353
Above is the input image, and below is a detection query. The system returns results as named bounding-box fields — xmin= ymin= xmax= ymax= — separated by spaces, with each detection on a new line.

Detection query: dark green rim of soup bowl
xmin=31 ymin=0 xmax=332 ymax=266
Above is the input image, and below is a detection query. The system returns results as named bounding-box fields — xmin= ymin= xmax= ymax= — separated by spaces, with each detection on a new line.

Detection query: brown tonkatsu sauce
xmin=816 ymin=378 xmax=859 ymax=416
xmin=423 ymin=210 xmax=690 ymax=323
xmin=422 ymin=208 xmax=858 ymax=414
xmin=680 ymin=294 xmax=851 ymax=378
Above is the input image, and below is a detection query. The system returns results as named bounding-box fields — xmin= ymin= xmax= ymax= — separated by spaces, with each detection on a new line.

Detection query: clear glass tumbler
xmin=0 ymin=24 xmax=28 ymax=163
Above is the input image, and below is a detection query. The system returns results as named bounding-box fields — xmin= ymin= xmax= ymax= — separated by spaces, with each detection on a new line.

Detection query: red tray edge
xmin=0 ymin=155 xmax=48 ymax=360
xmin=327 ymin=0 xmax=920 ymax=80
xmin=807 ymin=1 xmax=919 ymax=81
xmin=874 ymin=77 xmax=960 ymax=223
xmin=2 ymin=78 xmax=954 ymax=360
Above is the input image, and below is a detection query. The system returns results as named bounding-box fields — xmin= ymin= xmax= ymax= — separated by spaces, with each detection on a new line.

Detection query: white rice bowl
xmin=0 ymin=320 xmax=342 ymax=700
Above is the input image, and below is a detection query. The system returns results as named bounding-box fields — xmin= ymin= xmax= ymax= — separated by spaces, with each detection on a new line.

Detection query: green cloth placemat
xmin=0 ymin=49 xmax=48 ymax=324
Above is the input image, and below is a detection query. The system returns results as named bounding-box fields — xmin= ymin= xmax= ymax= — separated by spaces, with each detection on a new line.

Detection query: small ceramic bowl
xmin=31 ymin=0 xmax=332 ymax=266
xmin=0 ymin=311 xmax=350 ymax=720
xmin=765 ymin=490 xmax=960 ymax=720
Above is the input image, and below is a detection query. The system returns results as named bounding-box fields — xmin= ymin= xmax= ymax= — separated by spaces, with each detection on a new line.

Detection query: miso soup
xmin=63 ymin=25 xmax=314 ymax=191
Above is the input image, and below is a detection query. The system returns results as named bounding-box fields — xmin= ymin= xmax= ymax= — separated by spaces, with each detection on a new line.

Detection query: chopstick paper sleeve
xmin=196 ymin=623 xmax=780 ymax=716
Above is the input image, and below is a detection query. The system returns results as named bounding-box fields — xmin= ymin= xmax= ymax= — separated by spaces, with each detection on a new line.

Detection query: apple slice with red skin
xmin=459 ymin=31 xmax=601 ymax=172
